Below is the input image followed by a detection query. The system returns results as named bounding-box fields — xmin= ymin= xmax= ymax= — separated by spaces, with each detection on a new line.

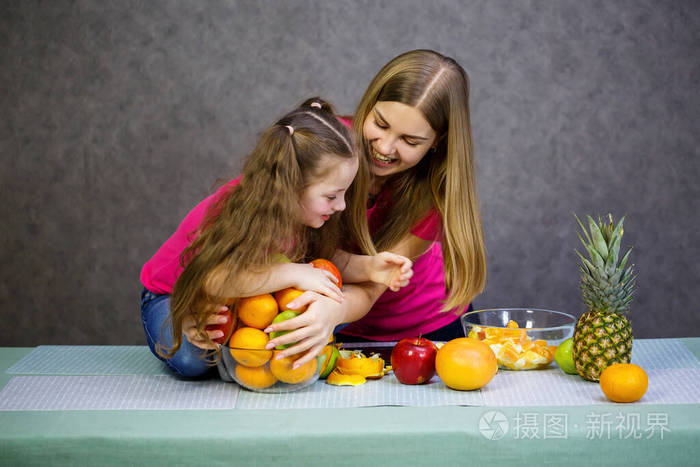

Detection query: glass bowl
xmin=218 ymin=343 xmax=321 ymax=393
xmin=460 ymin=308 xmax=576 ymax=370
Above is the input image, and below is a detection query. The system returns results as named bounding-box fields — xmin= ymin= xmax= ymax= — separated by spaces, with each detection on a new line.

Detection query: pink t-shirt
xmin=140 ymin=177 xmax=241 ymax=294
xmin=340 ymin=186 xmax=466 ymax=341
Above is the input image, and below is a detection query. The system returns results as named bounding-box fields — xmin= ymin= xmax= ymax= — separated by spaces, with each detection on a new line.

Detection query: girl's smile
xmin=363 ymin=101 xmax=437 ymax=179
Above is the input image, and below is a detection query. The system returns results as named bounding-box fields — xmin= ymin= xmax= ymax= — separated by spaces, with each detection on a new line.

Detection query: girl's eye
xmin=404 ymin=138 xmax=419 ymax=147
xmin=326 ymin=195 xmax=337 ymax=201
xmin=374 ymin=119 xmax=388 ymax=129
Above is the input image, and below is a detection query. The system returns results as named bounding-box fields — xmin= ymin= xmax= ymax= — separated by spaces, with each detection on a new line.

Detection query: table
xmin=2 ymin=339 xmax=700 ymax=466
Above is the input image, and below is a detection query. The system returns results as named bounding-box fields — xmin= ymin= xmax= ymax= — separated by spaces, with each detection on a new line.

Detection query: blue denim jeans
xmin=140 ymin=288 xmax=216 ymax=378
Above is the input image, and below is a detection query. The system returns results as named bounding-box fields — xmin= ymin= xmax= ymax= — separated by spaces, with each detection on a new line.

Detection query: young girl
xmin=266 ymin=50 xmax=487 ymax=366
xmin=140 ymin=98 xmax=412 ymax=377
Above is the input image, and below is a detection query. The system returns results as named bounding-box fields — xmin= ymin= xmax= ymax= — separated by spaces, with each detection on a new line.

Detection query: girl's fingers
xmin=266 ymin=326 xmax=311 ymax=351
xmin=290 ymin=344 xmax=325 ymax=369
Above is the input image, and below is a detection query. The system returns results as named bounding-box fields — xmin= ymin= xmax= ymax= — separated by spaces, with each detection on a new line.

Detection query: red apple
xmin=206 ymin=307 xmax=235 ymax=345
xmin=390 ymin=337 xmax=438 ymax=385
xmin=311 ymin=258 xmax=343 ymax=288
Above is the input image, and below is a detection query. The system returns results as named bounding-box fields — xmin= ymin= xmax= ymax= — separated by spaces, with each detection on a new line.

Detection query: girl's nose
xmin=375 ymin=136 xmax=396 ymax=156
xmin=334 ymin=197 xmax=346 ymax=212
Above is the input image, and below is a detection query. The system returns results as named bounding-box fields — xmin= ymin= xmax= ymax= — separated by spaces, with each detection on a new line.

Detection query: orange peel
xmin=336 ymin=350 xmax=386 ymax=379
xmin=326 ymin=370 xmax=366 ymax=386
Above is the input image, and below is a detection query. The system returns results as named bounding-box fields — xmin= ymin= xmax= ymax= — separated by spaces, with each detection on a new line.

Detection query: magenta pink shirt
xmin=340 ymin=186 xmax=466 ymax=341
xmin=140 ymin=177 xmax=241 ymax=294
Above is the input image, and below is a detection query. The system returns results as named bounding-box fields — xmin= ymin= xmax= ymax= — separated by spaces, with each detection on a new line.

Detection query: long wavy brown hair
xmin=353 ymin=49 xmax=487 ymax=312
xmin=161 ymin=98 xmax=374 ymax=358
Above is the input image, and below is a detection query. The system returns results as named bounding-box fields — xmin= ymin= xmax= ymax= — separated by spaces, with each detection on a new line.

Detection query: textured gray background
xmin=1 ymin=0 xmax=698 ymax=346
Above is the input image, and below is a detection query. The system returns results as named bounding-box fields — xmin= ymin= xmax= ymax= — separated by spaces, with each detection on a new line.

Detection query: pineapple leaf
xmin=588 ymin=215 xmax=609 ymax=259
xmin=619 ymin=248 xmax=633 ymax=271
xmin=575 ymin=214 xmax=594 ymax=247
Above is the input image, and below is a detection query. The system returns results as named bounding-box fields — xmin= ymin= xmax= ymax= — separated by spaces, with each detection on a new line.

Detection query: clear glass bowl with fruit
xmin=460 ymin=308 xmax=575 ymax=370
xmin=218 ymin=343 xmax=322 ymax=393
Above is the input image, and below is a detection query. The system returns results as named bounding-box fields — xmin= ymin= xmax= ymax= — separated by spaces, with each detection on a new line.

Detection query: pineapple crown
xmin=575 ymin=214 xmax=635 ymax=316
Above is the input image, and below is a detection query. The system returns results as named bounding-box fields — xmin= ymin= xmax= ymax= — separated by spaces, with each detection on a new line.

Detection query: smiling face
xmin=298 ymin=154 xmax=359 ymax=228
xmin=362 ymin=101 xmax=437 ymax=182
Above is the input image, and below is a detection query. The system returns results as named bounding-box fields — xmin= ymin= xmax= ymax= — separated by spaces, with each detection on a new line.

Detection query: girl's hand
xmin=263 ymin=292 xmax=342 ymax=368
xmin=287 ymin=263 xmax=344 ymax=303
xmin=368 ymin=252 xmax=413 ymax=291
xmin=182 ymin=304 xmax=231 ymax=350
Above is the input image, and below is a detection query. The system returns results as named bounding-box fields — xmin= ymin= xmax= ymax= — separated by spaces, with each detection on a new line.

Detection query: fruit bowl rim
xmin=461 ymin=308 xmax=576 ymax=331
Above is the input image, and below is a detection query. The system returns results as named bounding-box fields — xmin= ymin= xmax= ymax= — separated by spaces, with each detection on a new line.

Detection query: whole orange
xmin=234 ymin=364 xmax=278 ymax=389
xmin=237 ymin=294 xmax=278 ymax=329
xmin=435 ymin=337 xmax=498 ymax=390
xmin=228 ymin=327 xmax=272 ymax=367
xmin=599 ymin=363 xmax=648 ymax=403
xmin=269 ymin=351 xmax=318 ymax=384
xmin=274 ymin=288 xmax=307 ymax=312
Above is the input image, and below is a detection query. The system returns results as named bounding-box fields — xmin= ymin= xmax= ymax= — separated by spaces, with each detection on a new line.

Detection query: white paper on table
xmin=0 ymin=375 xmax=239 ymax=411
xmin=236 ymin=374 xmax=483 ymax=409
xmin=481 ymin=368 xmax=700 ymax=406
xmin=6 ymin=346 xmax=171 ymax=375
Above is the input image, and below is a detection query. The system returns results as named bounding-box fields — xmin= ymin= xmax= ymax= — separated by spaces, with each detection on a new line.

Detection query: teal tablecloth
xmin=1 ymin=340 xmax=699 ymax=466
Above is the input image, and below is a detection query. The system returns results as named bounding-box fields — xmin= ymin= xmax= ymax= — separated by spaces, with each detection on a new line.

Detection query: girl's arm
xmin=266 ymin=234 xmax=433 ymax=367
xmin=204 ymin=261 xmax=343 ymax=302
xmin=332 ymin=250 xmax=413 ymax=291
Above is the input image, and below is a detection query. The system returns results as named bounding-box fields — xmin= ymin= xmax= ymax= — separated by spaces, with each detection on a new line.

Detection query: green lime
xmin=555 ymin=337 xmax=577 ymax=374
xmin=269 ymin=310 xmax=299 ymax=349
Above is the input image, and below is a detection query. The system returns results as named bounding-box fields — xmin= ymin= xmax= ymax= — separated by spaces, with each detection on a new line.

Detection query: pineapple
xmin=572 ymin=214 xmax=635 ymax=382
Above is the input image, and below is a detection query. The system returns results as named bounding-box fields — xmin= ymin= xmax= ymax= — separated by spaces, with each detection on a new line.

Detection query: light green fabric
xmin=1 ymin=343 xmax=699 ymax=466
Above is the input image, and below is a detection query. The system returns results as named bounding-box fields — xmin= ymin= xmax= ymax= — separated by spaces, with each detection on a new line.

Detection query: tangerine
xmin=234 ymin=364 xmax=278 ymax=389
xmin=274 ymin=288 xmax=307 ymax=312
xmin=229 ymin=327 xmax=272 ymax=367
xmin=435 ymin=337 xmax=498 ymax=390
xmin=237 ymin=294 xmax=279 ymax=329
xmin=599 ymin=363 xmax=648 ymax=403
xmin=269 ymin=351 xmax=318 ymax=384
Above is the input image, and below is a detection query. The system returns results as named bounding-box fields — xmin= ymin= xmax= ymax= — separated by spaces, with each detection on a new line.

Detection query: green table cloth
xmin=1 ymin=339 xmax=699 ymax=466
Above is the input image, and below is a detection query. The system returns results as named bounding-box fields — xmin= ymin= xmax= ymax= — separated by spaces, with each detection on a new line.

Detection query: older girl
xmin=266 ymin=50 xmax=487 ymax=365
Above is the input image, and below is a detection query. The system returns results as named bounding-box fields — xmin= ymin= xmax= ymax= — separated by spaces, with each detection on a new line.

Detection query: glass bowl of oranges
xmin=460 ymin=308 xmax=575 ymax=370
xmin=218 ymin=341 xmax=321 ymax=393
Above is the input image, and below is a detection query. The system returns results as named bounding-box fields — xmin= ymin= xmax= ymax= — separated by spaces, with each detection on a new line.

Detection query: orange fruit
xmin=274 ymin=288 xmax=307 ymax=312
xmin=269 ymin=351 xmax=318 ymax=384
xmin=237 ymin=294 xmax=278 ymax=329
xmin=435 ymin=337 xmax=498 ymax=390
xmin=228 ymin=327 xmax=272 ymax=367
xmin=599 ymin=363 xmax=648 ymax=403
xmin=234 ymin=364 xmax=278 ymax=389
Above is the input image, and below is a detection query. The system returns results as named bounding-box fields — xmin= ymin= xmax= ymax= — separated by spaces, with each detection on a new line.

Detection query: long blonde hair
xmin=163 ymin=98 xmax=373 ymax=358
xmin=353 ymin=49 xmax=486 ymax=311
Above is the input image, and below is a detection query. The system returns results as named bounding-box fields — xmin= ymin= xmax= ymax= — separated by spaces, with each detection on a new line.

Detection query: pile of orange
xmin=222 ymin=257 xmax=342 ymax=390
xmin=467 ymin=320 xmax=558 ymax=370
xmin=227 ymin=292 xmax=317 ymax=389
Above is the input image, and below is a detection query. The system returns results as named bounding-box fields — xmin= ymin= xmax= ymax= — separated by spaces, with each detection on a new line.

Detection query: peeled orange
xmin=435 ymin=337 xmax=498 ymax=390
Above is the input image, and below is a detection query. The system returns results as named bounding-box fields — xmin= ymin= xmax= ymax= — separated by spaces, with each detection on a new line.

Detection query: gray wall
xmin=2 ymin=0 xmax=698 ymax=346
